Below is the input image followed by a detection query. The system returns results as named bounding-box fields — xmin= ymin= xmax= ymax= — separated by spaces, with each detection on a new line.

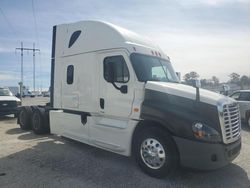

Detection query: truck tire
xmin=247 ymin=116 xmax=250 ymax=129
xmin=19 ymin=106 xmax=32 ymax=130
xmin=134 ymin=127 xmax=179 ymax=178
xmin=32 ymin=108 xmax=49 ymax=134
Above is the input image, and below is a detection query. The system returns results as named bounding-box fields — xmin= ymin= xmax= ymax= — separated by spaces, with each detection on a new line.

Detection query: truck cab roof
xmin=54 ymin=20 xmax=167 ymax=59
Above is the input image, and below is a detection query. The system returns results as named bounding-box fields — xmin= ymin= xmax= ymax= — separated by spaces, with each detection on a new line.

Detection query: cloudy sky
xmin=0 ymin=0 xmax=250 ymax=90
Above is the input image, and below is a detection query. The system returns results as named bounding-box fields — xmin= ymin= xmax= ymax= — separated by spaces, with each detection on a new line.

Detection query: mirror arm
xmin=111 ymin=82 xmax=127 ymax=94
xmin=112 ymin=82 xmax=121 ymax=90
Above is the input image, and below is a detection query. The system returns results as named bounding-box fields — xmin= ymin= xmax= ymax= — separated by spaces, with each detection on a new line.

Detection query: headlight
xmin=192 ymin=122 xmax=221 ymax=142
xmin=16 ymin=101 xmax=22 ymax=106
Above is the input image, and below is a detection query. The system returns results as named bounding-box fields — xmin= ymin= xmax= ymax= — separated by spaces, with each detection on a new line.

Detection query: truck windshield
xmin=130 ymin=53 xmax=179 ymax=83
xmin=0 ymin=88 xmax=13 ymax=96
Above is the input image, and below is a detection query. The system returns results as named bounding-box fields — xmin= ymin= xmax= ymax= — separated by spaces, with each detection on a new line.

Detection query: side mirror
xmin=15 ymin=93 xmax=20 ymax=98
xmin=190 ymin=79 xmax=201 ymax=102
xmin=191 ymin=79 xmax=201 ymax=88
xmin=104 ymin=62 xmax=128 ymax=94
xmin=120 ymin=85 xmax=128 ymax=94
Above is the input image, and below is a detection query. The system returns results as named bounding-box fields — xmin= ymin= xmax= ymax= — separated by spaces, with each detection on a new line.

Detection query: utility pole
xmin=18 ymin=42 xmax=24 ymax=102
xmin=33 ymin=43 xmax=36 ymax=93
xmin=16 ymin=42 xmax=40 ymax=101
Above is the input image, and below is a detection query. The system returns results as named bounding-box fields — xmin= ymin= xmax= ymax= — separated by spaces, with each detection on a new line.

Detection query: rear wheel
xmin=19 ymin=107 xmax=32 ymax=130
xmin=134 ymin=127 xmax=179 ymax=178
xmin=247 ymin=116 xmax=250 ymax=129
xmin=32 ymin=108 xmax=49 ymax=134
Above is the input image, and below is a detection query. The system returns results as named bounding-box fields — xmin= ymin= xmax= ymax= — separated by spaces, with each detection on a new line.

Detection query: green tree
xmin=228 ymin=73 xmax=240 ymax=84
xmin=240 ymin=75 xmax=250 ymax=89
xmin=212 ymin=76 xmax=219 ymax=85
xmin=200 ymin=79 xmax=207 ymax=87
xmin=183 ymin=71 xmax=199 ymax=82
xmin=189 ymin=71 xmax=200 ymax=79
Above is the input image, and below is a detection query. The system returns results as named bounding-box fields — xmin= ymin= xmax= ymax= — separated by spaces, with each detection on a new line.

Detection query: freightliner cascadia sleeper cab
xmin=18 ymin=21 xmax=241 ymax=178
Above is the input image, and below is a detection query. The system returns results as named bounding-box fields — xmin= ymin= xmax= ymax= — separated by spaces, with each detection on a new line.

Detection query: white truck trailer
xmin=18 ymin=20 xmax=241 ymax=178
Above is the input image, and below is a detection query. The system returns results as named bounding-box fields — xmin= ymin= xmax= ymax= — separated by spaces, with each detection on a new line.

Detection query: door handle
xmin=100 ymin=98 xmax=104 ymax=109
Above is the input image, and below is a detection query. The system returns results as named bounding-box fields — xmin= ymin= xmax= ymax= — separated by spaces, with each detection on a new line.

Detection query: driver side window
xmin=103 ymin=55 xmax=129 ymax=83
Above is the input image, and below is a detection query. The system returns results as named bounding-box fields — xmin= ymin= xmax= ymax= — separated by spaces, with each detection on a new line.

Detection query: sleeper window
xmin=67 ymin=65 xmax=74 ymax=84
xmin=104 ymin=56 xmax=129 ymax=83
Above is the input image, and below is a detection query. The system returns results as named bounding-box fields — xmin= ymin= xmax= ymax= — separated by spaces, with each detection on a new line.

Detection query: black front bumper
xmin=173 ymin=136 xmax=241 ymax=170
xmin=0 ymin=107 xmax=19 ymax=116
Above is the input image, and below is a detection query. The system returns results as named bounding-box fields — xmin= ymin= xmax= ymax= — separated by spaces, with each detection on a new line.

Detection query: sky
xmin=0 ymin=0 xmax=250 ymax=90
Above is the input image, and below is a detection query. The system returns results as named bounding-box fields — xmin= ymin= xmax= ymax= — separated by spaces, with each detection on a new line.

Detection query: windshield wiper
xmin=158 ymin=60 xmax=170 ymax=82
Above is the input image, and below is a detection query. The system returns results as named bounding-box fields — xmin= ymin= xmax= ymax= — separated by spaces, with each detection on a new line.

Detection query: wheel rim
xmin=140 ymin=138 xmax=166 ymax=169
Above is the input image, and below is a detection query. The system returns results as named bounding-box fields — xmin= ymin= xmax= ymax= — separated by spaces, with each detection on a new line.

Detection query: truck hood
xmin=0 ymin=96 xmax=20 ymax=102
xmin=145 ymin=81 xmax=234 ymax=106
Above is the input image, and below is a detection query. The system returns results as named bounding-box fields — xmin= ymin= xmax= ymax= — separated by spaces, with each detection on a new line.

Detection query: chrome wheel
xmin=140 ymin=138 xmax=166 ymax=169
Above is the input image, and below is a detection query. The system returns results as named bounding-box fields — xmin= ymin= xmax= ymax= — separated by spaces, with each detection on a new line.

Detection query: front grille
xmin=221 ymin=103 xmax=241 ymax=144
xmin=0 ymin=101 xmax=17 ymax=109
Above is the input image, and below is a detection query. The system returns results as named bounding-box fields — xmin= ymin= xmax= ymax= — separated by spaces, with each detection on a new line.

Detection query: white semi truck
xmin=18 ymin=20 xmax=241 ymax=178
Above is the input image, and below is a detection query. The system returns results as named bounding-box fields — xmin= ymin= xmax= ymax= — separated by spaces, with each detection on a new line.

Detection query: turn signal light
xmin=133 ymin=108 xmax=139 ymax=112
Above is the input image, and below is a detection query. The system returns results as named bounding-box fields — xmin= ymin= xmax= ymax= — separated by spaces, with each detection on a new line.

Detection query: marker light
xmin=133 ymin=108 xmax=139 ymax=112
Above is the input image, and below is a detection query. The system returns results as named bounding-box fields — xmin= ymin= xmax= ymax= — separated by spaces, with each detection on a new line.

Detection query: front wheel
xmin=134 ymin=127 xmax=179 ymax=178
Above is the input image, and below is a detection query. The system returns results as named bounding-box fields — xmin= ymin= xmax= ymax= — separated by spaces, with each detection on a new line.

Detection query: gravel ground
xmin=0 ymin=97 xmax=250 ymax=188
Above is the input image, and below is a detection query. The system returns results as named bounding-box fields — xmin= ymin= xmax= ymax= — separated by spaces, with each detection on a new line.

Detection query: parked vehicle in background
xmin=0 ymin=87 xmax=21 ymax=117
xmin=37 ymin=92 xmax=43 ymax=97
xmin=30 ymin=91 xmax=36 ymax=98
xmin=230 ymin=90 xmax=250 ymax=128
xmin=42 ymin=91 xmax=50 ymax=97
xmin=8 ymin=86 xmax=19 ymax=96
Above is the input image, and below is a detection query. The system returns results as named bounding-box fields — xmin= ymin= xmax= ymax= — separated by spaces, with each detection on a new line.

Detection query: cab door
xmin=89 ymin=50 xmax=135 ymax=153
xmin=98 ymin=50 xmax=135 ymax=118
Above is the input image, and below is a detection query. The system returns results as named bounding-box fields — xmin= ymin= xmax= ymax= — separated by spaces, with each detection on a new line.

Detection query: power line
xmin=0 ymin=7 xmax=18 ymax=39
xmin=31 ymin=0 xmax=43 ymax=93
xmin=16 ymin=42 xmax=40 ymax=101
xmin=31 ymin=0 xmax=39 ymax=47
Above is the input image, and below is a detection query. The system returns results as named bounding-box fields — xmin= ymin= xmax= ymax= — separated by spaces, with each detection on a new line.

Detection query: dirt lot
xmin=0 ymin=97 xmax=250 ymax=188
